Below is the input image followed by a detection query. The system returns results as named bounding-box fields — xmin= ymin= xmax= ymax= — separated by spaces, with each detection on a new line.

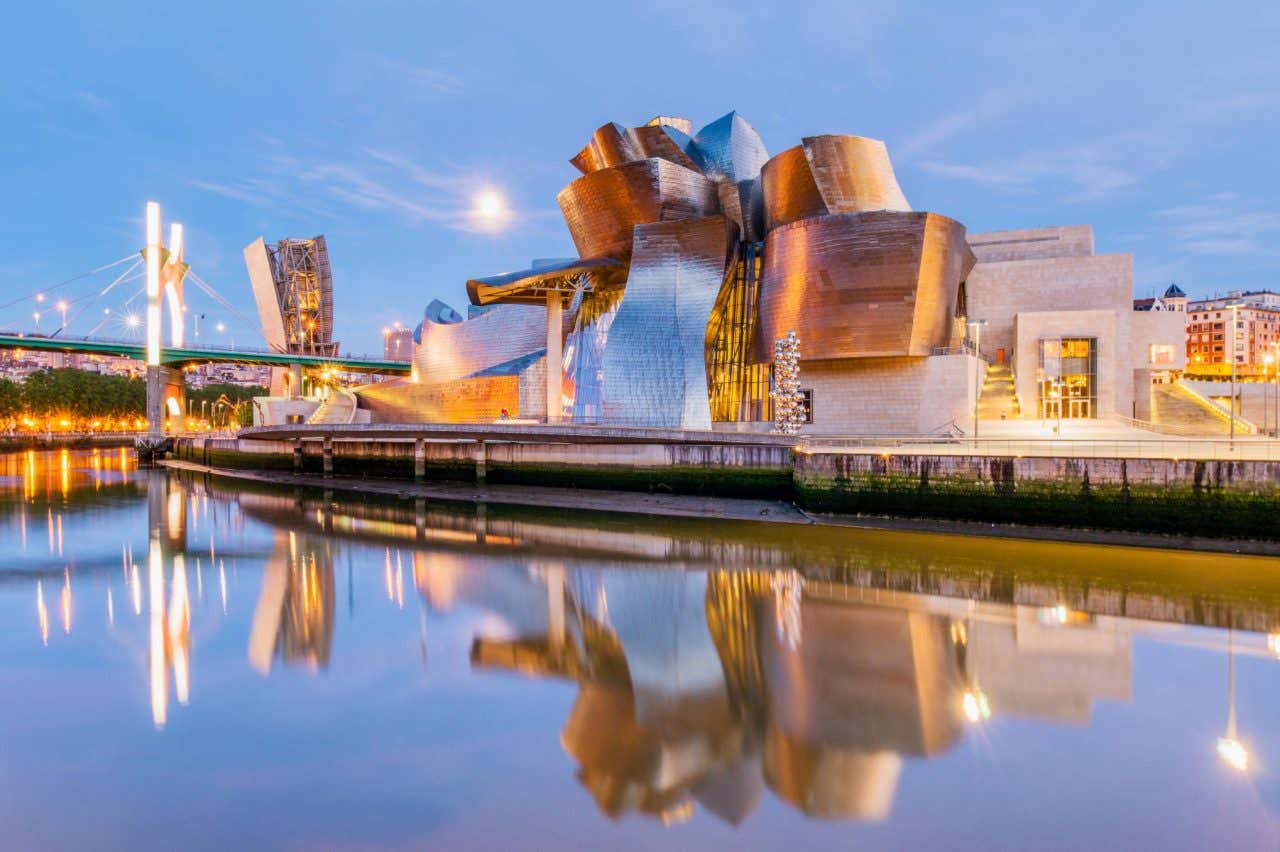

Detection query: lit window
xmin=1150 ymin=344 xmax=1176 ymax=365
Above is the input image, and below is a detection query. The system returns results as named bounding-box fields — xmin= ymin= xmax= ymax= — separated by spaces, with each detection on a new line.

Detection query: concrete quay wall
xmin=795 ymin=452 xmax=1280 ymax=539
xmin=172 ymin=435 xmax=1280 ymax=540
xmin=174 ymin=436 xmax=795 ymax=497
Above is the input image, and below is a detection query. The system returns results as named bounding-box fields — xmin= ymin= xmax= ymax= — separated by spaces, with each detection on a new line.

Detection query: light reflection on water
xmin=0 ymin=450 xmax=1278 ymax=851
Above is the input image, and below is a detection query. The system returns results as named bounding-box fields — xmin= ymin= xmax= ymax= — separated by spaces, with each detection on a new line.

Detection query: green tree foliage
xmin=0 ymin=378 xmax=22 ymax=419
xmin=21 ymin=369 xmax=145 ymax=418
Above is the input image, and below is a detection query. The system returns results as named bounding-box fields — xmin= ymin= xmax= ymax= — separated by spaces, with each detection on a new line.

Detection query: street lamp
xmin=1228 ymin=302 xmax=1243 ymax=445
xmin=56 ymin=300 xmax=68 ymax=333
xmin=32 ymin=311 xmax=40 ymax=331
xmin=967 ymin=318 xmax=988 ymax=441
xmin=1264 ymin=353 xmax=1274 ymax=437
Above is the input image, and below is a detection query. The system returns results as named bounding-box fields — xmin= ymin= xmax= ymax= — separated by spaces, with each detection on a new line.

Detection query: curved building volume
xmin=362 ymin=112 xmax=981 ymax=431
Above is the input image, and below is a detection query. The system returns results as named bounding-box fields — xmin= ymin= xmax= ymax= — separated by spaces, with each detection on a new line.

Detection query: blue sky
xmin=2 ymin=0 xmax=1278 ymax=354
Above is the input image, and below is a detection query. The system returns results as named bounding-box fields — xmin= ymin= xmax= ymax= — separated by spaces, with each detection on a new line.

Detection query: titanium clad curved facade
xmin=570 ymin=122 xmax=645 ymax=174
xmin=761 ymin=136 xmax=911 ymax=232
xmin=690 ymin=112 xmax=770 ymax=242
xmin=632 ymin=123 xmax=701 ymax=172
xmin=801 ymin=135 xmax=910 ymax=214
xmin=760 ymin=145 xmax=829 ymax=233
xmin=414 ymin=303 xmax=547 ymax=384
xmin=601 ymin=216 xmax=734 ymax=429
xmin=754 ymin=212 xmax=974 ymax=361
xmin=557 ymin=159 xmax=720 ymax=259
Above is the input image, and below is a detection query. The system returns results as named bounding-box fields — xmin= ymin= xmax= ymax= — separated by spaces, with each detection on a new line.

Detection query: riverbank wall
xmin=1 ymin=433 xmax=136 ymax=451
xmin=171 ymin=433 xmax=1280 ymax=541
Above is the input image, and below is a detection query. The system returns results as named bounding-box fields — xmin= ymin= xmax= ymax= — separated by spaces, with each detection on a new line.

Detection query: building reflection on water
xmin=3 ymin=454 xmax=1276 ymax=830
xmin=248 ymin=530 xmax=336 ymax=674
xmin=439 ymin=562 xmax=1136 ymax=824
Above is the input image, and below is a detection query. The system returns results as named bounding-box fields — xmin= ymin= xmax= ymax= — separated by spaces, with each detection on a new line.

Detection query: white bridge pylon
xmin=144 ymin=201 xmax=188 ymax=364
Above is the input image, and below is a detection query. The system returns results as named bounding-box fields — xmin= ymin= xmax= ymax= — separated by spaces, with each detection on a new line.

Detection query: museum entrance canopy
xmin=465 ymin=256 xmax=625 ymax=307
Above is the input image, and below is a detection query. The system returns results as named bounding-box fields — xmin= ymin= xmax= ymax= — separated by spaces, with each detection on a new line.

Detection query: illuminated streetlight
xmin=962 ymin=688 xmax=991 ymax=723
xmin=56 ymin=300 xmax=68 ymax=331
xmin=215 ymin=322 xmax=225 ymax=333
xmin=126 ymin=314 xmax=141 ymax=329
xmin=35 ymin=293 xmax=45 ymax=304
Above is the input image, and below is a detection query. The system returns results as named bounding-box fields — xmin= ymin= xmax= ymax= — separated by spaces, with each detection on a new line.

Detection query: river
xmin=1 ymin=449 xmax=1277 ymax=850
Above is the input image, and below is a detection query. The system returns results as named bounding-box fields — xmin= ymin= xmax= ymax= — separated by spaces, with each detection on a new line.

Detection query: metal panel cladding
xmin=760 ymin=145 xmax=829 ymax=233
xmin=762 ymin=136 xmax=912 ymax=232
xmin=602 ymin=215 xmax=734 ymax=429
xmin=690 ymin=111 xmax=770 ymax=242
xmin=570 ymin=122 xmax=645 ymax=174
xmin=754 ymin=211 xmax=974 ymax=361
xmin=415 ymin=303 xmax=546 ymax=385
xmin=557 ymin=159 xmax=720 ymax=259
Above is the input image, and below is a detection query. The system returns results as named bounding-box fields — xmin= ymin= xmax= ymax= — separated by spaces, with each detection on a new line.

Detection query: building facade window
xmin=1038 ymin=337 xmax=1097 ymax=419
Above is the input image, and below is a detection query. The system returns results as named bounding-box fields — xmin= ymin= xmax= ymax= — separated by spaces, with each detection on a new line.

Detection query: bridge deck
xmin=0 ymin=333 xmax=411 ymax=374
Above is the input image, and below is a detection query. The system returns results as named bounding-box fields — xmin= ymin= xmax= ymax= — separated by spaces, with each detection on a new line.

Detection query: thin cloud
xmin=368 ymin=55 xmax=464 ymax=97
xmin=72 ymin=90 xmax=109 ymax=113
xmin=920 ymin=150 xmax=1137 ymax=200
xmin=1155 ymin=199 xmax=1280 ymax=256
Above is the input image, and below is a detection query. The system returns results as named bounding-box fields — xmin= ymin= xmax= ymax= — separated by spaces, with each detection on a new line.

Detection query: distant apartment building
xmin=1133 ymin=283 xmax=1187 ymax=313
xmin=1185 ymin=290 xmax=1280 ymax=377
xmin=383 ymin=327 xmax=413 ymax=362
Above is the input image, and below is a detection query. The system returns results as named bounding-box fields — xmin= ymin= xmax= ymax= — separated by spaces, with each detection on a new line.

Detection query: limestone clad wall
xmin=965 ymin=252 xmax=1133 ymax=363
xmin=800 ymin=354 xmax=977 ymax=434
xmin=1013 ymin=310 xmax=1127 ymax=419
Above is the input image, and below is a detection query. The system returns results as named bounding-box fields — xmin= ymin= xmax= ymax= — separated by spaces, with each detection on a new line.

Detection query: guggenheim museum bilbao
xmin=350 ymin=112 xmax=1186 ymax=434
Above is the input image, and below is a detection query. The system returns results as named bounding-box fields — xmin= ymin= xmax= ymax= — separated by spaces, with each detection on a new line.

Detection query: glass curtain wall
xmin=706 ymin=243 xmax=771 ymax=423
xmin=561 ymin=282 xmax=626 ymax=423
xmin=1038 ymin=337 xmax=1098 ymax=419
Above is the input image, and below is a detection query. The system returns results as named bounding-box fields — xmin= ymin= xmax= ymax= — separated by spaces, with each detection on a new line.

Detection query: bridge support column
xmin=289 ymin=362 xmax=304 ymax=400
xmin=545 ymin=291 xmax=562 ymax=423
xmin=474 ymin=440 xmax=487 ymax=485
xmin=322 ymin=437 xmax=334 ymax=477
xmin=293 ymin=438 xmax=303 ymax=472
xmin=145 ymin=365 xmax=185 ymax=437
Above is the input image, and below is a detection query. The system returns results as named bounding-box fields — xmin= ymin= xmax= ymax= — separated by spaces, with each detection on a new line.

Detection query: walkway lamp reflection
xmin=1217 ymin=628 xmax=1250 ymax=773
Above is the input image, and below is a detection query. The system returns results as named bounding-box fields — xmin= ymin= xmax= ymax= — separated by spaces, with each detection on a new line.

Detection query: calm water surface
xmin=1 ymin=449 xmax=1279 ymax=850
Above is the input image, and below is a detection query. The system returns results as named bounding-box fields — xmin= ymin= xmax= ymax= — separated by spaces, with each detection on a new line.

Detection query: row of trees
xmin=0 ymin=369 xmax=268 ymax=429
xmin=0 ymin=369 xmax=146 ymax=420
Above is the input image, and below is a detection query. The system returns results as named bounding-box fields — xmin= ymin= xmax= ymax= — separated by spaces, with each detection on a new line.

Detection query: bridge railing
xmin=0 ymin=330 xmax=400 ymax=365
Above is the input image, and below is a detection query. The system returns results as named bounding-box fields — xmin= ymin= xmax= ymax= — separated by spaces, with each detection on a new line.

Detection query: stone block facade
xmin=800 ymin=353 xmax=977 ymax=434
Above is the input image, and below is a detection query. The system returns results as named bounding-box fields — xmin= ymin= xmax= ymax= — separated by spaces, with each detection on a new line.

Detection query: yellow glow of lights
xmin=1268 ymin=633 xmax=1280 ymax=657
xmin=962 ymin=688 xmax=992 ymax=723
xmin=1217 ymin=736 xmax=1249 ymax=772
xmin=145 ymin=202 xmax=162 ymax=365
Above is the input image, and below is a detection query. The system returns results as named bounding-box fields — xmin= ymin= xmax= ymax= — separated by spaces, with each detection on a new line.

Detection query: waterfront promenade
xmin=171 ymin=420 xmax=1280 ymax=545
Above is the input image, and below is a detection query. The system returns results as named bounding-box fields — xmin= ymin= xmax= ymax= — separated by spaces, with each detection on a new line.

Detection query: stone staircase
xmin=307 ymin=387 xmax=359 ymax=425
xmin=1149 ymin=382 xmax=1238 ymax=436
xmin=976 ymin=363 xmax=1020 ymax=420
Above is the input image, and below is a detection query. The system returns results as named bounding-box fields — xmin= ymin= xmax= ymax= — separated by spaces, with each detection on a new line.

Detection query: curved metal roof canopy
xmin=465 ymin=256 xmax=625 ymax=306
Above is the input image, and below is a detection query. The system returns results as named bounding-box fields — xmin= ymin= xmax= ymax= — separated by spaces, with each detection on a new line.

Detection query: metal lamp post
xmin=967 ymin=319 xmax=987 ymax=441
xmin=1229 ymin=303 xmax=1242 ymax=445
xmin=1264 ymin=353 xmax=1274 ymax=437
